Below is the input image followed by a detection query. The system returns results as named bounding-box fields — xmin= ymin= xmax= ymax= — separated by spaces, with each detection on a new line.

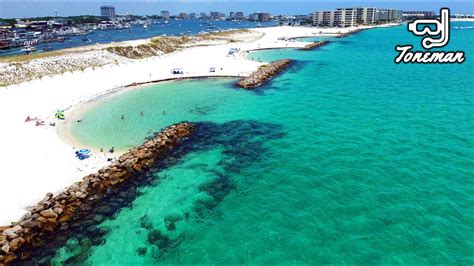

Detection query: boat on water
xmin=21 ymin=45 xmax=37 ymax=54
xmin=155 ymin=20 xmax=170 ymax=25
xmin=67 ymin=28 xmax=93 ymax=36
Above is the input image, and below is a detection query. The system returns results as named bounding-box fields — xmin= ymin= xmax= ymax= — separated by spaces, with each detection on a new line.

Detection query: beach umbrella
xmin=78 ymin=149 xmax=91 ymax=155
xmin=55 ymin=110 xmax=65 ymax=120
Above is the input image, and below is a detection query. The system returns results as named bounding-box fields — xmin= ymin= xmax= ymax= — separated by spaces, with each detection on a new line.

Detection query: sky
xmin=1 ymin=1 xmax=473 ymax=18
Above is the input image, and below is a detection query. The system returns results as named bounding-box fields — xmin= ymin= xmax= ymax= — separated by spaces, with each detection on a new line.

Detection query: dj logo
xmin=395 ymin=8 xmax=465 ymax=64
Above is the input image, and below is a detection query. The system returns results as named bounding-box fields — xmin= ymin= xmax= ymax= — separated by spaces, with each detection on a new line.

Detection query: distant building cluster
xmin=100 ymin=5 xmax=116 ymax=20
xmin=229 ymin=12 xmax=245 ymax=19
xmin=402 ymin=11 xmax=436 ymax=20
xmin=96 ymin=7 xmax=272 ymax=22
xmin=313 ymin=7 xmax=402 ymax=27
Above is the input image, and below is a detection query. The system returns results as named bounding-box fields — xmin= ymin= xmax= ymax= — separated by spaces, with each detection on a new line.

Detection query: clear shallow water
xmin=54 ymin=23 xmax=474 ymax=264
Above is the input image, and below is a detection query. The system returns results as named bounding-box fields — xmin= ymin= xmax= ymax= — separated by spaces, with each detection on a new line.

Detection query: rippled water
xmin=49 ymin=23 xmax=474 ymax=264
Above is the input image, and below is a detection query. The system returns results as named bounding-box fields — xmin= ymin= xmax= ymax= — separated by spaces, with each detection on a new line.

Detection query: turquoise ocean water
xmin=50 ymin=23 xmax=474 ymax=264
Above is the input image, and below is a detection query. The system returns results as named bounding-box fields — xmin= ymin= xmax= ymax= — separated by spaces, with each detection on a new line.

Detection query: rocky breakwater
xmin=337 ymin=28 xmax=364 ymax=38
xmin=0 ymin=122 xmax=195 ymax=265
xmin=299 ymin=40 xmax=330 ymax=51
xmin=237 ymin=59 xmax=293 ymax=89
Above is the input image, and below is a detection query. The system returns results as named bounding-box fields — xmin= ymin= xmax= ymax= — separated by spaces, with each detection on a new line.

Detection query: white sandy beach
xmin=0 ymin=24 xmax=399 ymax=225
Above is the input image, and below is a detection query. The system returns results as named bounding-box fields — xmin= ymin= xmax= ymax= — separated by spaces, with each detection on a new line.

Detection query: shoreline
xmin=0 ymin=24 xmax=400 ymax=226
xmin=58 ymin=75 xmax=241 ymax=153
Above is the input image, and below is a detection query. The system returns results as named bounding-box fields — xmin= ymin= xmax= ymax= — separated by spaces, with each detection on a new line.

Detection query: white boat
xmin=21 ymin=45 xmax=37 ymax=54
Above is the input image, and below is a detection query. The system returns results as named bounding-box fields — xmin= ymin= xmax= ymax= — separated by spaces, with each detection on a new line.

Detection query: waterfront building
xmin=235 ymin=12 xmax=244 ymax=19
xmin=230 ymin=12 xmax=235 ymax=18
xmin=258 ymin=13 xmax=271 ymax=22
xmin=210 ymin=12 xmax=225 ymax=19
xmin=313 ymin=9 xmax=356 ymax=27
xmin=178 ymin=13 xmax=189 ymax=19
xmin=160 ymin=11 xmax=170 ymax=20
xmin=189 ymin=13 xmax=197 ymax=19
xmin=100 ymin=6 xmax=116 ymax=21
xmin=249 ymin=12 xmax=271 ymax=22
xmin=389 ymin=9 xmax=403 ymax=21
xmin=313 ymin=11 xmax=337 ymax=26
xmin=339 ymin=8 xmax=357 ymax=27
xmin=249 ymin=13 xmax=258 ymax=21
xmin=376 ymin=9 xmax=402 ymax=22
xmin=313 ymin=7 xmax=402 ymax=27
xmin=402 ymin=11 xmax=436 ymax=20
xmin=357 ymin=7 xmax=377 ymax=24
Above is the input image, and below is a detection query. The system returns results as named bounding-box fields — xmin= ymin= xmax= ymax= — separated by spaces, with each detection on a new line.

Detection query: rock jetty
xmin=237 ymin=59 xmax=293 ymax=89
xmin=300 ymin=40 xmax=330 ymax=51
xmin=337 ymin=28 xmax=364 ymax=38
xmin=0 ymin=122 xmax=195 ymax=265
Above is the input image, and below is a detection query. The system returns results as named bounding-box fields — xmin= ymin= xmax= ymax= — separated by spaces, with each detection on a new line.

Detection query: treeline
xmin=0 ymin=19 xmax=16 ymax=26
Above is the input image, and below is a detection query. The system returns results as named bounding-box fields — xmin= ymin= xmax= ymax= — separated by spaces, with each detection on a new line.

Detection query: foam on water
xmin=50 ymin=23 xmax=474 ymax=264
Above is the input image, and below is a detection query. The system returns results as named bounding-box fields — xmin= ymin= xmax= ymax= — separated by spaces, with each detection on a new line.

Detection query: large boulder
xmin=2 ymin=226 xmax=22 ymax=239
xmin=40 ymin=208 xmax=58 ymax=220
xmin=9 ymin=237 xmax=25 ymax=252
xmin=1 ymin=243 xmax=9 ymax=254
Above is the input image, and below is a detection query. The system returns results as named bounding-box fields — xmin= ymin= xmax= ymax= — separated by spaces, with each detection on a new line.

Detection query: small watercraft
xmin=21 ymin=45 xmax=37 ymax=54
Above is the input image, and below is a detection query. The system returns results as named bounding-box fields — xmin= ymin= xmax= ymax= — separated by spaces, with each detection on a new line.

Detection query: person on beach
xmin=163 ymin=111 xmax=167 ymax=115
xmin=121 ymin=115 xmax=125 ymax=120
xmin=109 ymin=147 xmax=115 ymax=153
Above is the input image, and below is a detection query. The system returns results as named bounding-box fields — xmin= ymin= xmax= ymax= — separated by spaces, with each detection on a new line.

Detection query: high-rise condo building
xmin=313 ymin=7 xmax=402 ymax=27
xmin=161 ymin=11 xmax=170 ymax=19
xmin=100 ymin=6 xmax=116 ymax=20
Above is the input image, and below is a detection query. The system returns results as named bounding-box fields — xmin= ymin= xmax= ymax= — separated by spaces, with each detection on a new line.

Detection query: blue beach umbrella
xmin=78 ymin=149 xmax=91 ymax=155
